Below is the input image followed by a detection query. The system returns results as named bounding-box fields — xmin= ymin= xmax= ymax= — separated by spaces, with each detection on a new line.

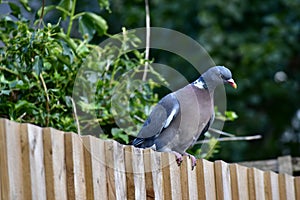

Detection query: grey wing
xmin=132 ymin=93 xmax=180 ymax=148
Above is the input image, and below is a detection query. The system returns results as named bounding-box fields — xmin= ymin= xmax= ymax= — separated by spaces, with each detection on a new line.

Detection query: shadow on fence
xmin=0 ymin=118 xmax=299 ymax=199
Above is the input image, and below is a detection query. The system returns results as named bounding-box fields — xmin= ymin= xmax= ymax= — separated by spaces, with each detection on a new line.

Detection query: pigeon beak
xmin=227 ymin=78 xmax=237 ymax=89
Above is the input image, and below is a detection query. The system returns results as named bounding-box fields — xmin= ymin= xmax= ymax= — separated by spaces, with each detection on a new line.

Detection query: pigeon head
xmin=200 ymin=66 xmax=237 ymax=91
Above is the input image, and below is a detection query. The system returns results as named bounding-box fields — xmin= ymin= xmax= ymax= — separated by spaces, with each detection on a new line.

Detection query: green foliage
xmin=73 ymin=30 xmax=162 ymax=142
xmin=215 ymin=107 xmax=238 ymax=122
xmin=37 ymin=0 xmax=108 ymax=39
xmin=0 ymin=1 xmax=162 ymax=144
xmin=0 ymin=17 xmax=76 ymax=130
xmin=191 ymin=133 xmax=220 ymax=160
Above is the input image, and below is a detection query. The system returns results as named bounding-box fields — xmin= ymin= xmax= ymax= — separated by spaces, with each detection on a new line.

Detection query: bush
xmin=0 ymin=1 xmax=161 ymax=144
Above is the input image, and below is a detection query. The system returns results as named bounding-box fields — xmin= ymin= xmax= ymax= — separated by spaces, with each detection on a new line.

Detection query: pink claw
xmin=183 ymin=153 xmax=197 ymax=170
xmin=190 ymin=155 xmax=197 ymax=170
xmin=172 ymin=151 xmax=183 ymax=166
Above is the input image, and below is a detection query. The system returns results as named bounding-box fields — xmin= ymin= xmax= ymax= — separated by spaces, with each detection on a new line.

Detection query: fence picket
xmin=43 ymin=128 xmax=67 ymax=200
xmin=180 ymin=156 xmax=198 ymax=200
xmin=0 ymin=119 xmax=24 ymax=200
xmin=105 ymin=140 xmax=127 ymax=200
xmin=125 ymin=146 xmax=147 ymax=200
xmin=147 ymin=149 xmax=164 ymax=200
xmin=196 ymin=159 xmax=216 ymax=200
xmin=25 ymin=123 xmax=47 ymax=199
xmin=161 ymin=152 xmax=170 ymax=199
xmin=187 ymin=159 xmax=198 ymax=200
xmin=143 ymin=148 xmax=155 ymax=199
xmin=180 ymin=156 xmax=189 ymax=200
xmin=82 ymin=135 xmax=108 ymax=200
xmin=114 ymin=141 xmax=127 ymax=199
xmin=133 ymin=147 xmax=147 ymax=199
xmin=230 ymin=163 xmax=249 ymax=200
xmin=161 ymin=152 xmax=175 ymax=199
xmin=65 ymin=132 xmax=86 ymax=200
xmin=124 ymin=146 xmax=135 ymax=199
xmin=279 ymin=173 xmax=296 ymax=200
xmin=215 ymin=160 xmax=232 ymax=200
xmin=82 ymin=135 xmax=95 ymax=200
xmin=248 ymin=168 xmax=265 ymax=200
xmin=264 ymin=171 xmax=280 ymax=200
xmin=105 ymin=140 xmax=117 ymax=200
xmin=20 ymin=123 xmax=32 ymax=200
xmin=295 ymin=177 xmax=300 ymax=200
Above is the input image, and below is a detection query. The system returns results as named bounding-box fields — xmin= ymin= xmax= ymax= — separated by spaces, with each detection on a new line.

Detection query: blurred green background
xmin=1 ymin=0 xmax=299 ymax=162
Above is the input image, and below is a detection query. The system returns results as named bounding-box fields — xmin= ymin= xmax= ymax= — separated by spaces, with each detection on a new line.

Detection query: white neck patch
xmin=192 ymin=79 xmax=205 ymax=89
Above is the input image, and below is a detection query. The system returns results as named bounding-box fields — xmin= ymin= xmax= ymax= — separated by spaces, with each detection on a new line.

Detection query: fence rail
xmin=239 ymin=155 xmax=300 ymax=175
xmin=0 ymin=118 xmax=299 ymax=200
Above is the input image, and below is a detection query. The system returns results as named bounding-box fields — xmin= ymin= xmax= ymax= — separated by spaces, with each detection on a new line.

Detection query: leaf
xmin=19 ymin=0 xmax=31 ymax=12
xmin=78 ymin=15 xmax=96 ymax=41
xmin=99 ymin=134 xmax=109 ymax=140
xmin=58 ymin=0 xmax=73 ymax=19
xmin=0 ymin=74 xmax=9 ymax=84
xmin=111 ymin=128 xmax=129 ymax=144
xmin=65 ymin=96 xmax=73 ymax=107
xmin=84 ymin=12 xmax=108 ymax=36
xmin=8 ymin=3 xmax=21 ymax=16
xmin=60 ymin=41 xmax=74 ymax=63
xmin=225 ymin=111 xmax=238 ymax=121
xmin=97 ymin=0 xmax=110 ymax=11
xmin=9 ymin=80 xmax=23 ymax=89
xmin=14 ymin=100 xmax=34 ymax=111
xmin=33 ymin=56 xmax=43 ymax=76
xmin=0 ymin=90 xmax=11 ymax=96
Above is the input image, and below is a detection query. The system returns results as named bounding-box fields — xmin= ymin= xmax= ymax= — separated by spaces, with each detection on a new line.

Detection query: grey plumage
xmin=132 ymin=66 xmax=237 ymax=169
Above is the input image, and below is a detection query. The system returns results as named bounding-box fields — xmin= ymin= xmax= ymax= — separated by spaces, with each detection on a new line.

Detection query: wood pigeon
xmin=132 ymin=66 xmax=237 ymax=169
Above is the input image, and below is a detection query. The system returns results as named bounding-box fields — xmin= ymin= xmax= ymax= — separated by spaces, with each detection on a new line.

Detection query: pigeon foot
xmin=183 ymin=152 xmax=197 ymax=170
xmin=171 ymin=151 xmax=183 ymax=166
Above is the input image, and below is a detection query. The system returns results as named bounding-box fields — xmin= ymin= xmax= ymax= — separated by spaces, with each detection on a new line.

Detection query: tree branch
xmin=142 ymin=0 xmax=150 ymax=81
xmin=39 ymin=73 xmax=50 ymax=126
xmin=195 ymin=135 xmax=262 ymax=144
xmin=70 ymin=97 xmax=81 ymax=135
xmin=208 ymin=127 xmax=235 ymax=137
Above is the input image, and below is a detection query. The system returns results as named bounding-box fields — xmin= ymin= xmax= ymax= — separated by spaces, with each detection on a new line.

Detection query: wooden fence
xmin=0 ymin=118 xmax=299 ymax=200
xmin=239 ymin=156 xmax=300 ymax=176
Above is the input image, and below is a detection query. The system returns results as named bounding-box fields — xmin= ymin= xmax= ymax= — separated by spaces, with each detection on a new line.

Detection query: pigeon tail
xmin=132 ymin=137 xmax=155 ymax=148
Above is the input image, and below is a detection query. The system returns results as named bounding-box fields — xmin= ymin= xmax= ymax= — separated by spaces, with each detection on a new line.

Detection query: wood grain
xmin=196 ymin=159 xmax=216 ymax=200
xmin=1 ymin=119 xmax=299 ymax=200
xmin=43 ymin=127 xmax=67 ymax=200
xmin=65 ymin=133 xmax=86 ymax=200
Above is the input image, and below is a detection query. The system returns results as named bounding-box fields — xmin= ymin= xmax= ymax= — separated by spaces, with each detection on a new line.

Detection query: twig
xmin=17 ymin=112 xmax=27 ymax=121
xmin=195 ymin=135 xmax=262 ymax=144
xmin=70 ymin=97 xmax=81 ymax=135
xmin=133 ymin=114 xmax=145 ymax=123
xmin=208 ymin=127 xmax=235 ymax=137
xmin=38 ymin=0 xmax=45 ymax=28
xmin=0 ymin=66 xmax=19 ymax=76
xmin=142 ymin=0 xmax=150 ymax=81
xmin=39 ymin=73 xmax=50 ymax=126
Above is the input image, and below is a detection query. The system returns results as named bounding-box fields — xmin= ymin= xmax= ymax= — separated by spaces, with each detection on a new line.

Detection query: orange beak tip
xmin=233 ymin=83 xmax=237 ymax=89
xmin=227 ymin=79 xmax=237 ymax=89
